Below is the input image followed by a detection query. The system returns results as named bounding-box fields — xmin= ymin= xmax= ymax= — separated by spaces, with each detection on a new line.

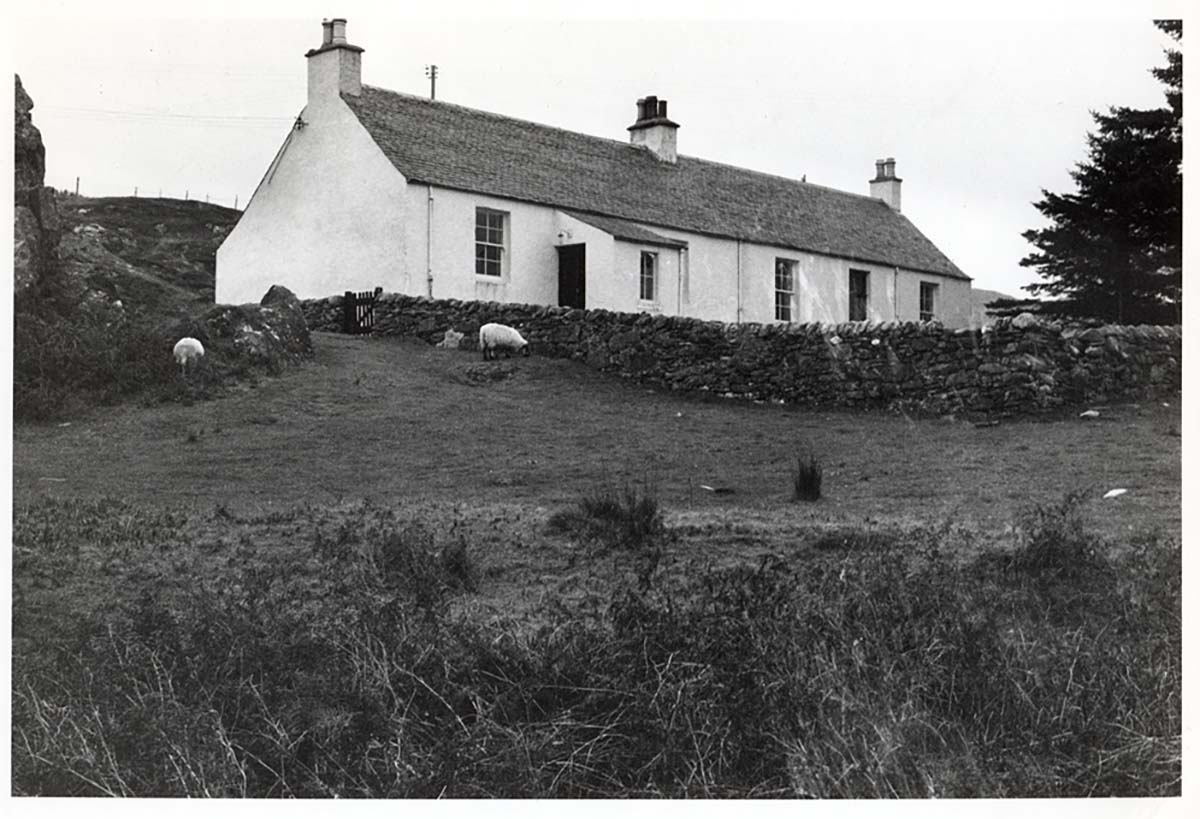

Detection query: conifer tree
xmin=1020 ymin=20 xmax=1182 ymax=323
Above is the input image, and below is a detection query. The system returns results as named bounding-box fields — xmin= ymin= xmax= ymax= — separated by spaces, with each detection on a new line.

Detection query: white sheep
xmin=479 ymin=323 xmax=530 ymax=361
xmin=173 ymin=337 xmax=205 ymax=375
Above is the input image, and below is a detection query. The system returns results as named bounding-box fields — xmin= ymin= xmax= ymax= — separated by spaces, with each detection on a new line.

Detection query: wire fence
xmin=55 ymin=180 xmax=245 ymax=211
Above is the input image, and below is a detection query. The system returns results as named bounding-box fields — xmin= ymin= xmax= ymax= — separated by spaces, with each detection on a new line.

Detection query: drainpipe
xmin=426 ymin=184 xmax=435 ymax=297
xmin=893 ymin=266 xmax=899 ymax=320
xmin=735 ymin=240 xmax=743 ymax=324
xmin=676 ymin=247 xmax=683 ymax=314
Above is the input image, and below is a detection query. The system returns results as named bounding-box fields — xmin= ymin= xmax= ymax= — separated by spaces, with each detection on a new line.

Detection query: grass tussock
xmin=12 ymin=492 xmax=1180 ymax=798
xmin=546 ymin=482 xmax=664 ymax=553
xmin=792 ymin=452 xmax=823 ymax=501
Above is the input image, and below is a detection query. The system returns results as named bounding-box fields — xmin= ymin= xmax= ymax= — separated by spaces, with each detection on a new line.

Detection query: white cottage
xmin=216 ymin=18 xmax=972 ymax=327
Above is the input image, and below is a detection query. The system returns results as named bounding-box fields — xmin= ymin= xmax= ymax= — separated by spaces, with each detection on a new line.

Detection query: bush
xmin=12 ymin=279 xmax=304 ymax=422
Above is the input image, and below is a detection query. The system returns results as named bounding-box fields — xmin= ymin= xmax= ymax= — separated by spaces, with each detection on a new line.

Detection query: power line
xmin=41 ymin=105 xmax=294 ymax=122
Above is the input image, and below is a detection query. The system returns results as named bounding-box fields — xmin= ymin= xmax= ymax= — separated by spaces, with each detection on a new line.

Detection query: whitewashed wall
xmin=215 ymin=94 xmax=409 ymax=305
xmin=403 ymin=187 xmax=563 ymax=305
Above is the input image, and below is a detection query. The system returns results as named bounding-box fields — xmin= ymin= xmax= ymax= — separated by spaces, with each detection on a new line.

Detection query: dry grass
xmin=11 ymin=492 xmax=1181 ymax=797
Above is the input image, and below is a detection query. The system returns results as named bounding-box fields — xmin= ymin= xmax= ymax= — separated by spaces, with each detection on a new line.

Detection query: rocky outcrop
xmin=14 ymin=74 xmax=60 ymax=295
xmin=303 ymin=294 xmax=1182 ymax=416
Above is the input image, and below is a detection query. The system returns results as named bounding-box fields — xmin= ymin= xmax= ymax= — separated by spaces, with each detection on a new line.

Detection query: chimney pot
xmin=884 ymin=157 xmax=896 ymax=178
xmin=658 ymin=100 xmax=668 ymax=118
xmin=331 ymin=18 xmax=347 ymax=44
xmin=321 ymin=19 xmax=333 ymax=45
xmin=642 ymin=95 xmax=658 ymax=121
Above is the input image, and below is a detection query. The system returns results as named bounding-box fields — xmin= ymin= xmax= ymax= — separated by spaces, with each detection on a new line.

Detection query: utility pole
xmin=185 ymin=190 xmax=189 ymax=201
xmin=134 ymin=186 xmax=138 ymax=197
xmin=425 ymin=64 xmax=438 ymax=100
xmin=74 ymin=176 xmax=79 ymax=196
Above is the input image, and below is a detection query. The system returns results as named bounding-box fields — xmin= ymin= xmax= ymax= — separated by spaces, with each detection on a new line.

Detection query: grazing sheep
xmin=479 ymin=323 xmax=530 ymax=361
xmin=173 ymin=337 xmax=205 ymax=374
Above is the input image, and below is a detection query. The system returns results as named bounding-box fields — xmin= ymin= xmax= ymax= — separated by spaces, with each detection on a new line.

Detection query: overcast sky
xmin=11 ymin=0 xmax=1187 ymax=296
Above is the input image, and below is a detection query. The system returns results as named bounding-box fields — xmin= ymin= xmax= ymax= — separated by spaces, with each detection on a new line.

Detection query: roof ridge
xmin=358 ymin=84 xmax=881 ymax=203
xmin=358 ymin=85 xmax=640 ymax=150
xmin=678 ymin=154 xmax=889 ymax=206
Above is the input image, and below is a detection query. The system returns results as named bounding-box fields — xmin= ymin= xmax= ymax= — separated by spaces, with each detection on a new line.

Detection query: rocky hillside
xmin=58 ymin=196 xmax=240 ymax=316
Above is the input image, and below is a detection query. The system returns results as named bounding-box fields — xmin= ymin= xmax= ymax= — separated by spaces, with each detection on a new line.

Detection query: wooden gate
xmin=342 ymin=287 xmax=383 ymax=335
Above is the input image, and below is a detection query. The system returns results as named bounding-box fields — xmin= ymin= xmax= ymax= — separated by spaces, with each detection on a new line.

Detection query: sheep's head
xmin=521 ymin=343 xmax=530 ymax=357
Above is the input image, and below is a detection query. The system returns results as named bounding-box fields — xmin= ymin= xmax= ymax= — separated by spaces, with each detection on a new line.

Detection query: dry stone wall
xmin=302 ymin=293 xmax=1181 ymax=416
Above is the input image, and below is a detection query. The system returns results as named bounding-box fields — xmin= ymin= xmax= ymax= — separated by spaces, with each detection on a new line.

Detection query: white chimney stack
xmin=305 ymin=17 xmax=364 ymax=105
xmin=628 ymin=95 xmax=680 ymax=163
xmin=869 ymin=157 xmax=902 ymax=212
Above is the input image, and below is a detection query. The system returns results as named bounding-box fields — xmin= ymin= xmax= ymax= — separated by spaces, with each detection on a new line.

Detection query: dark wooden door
xmin=557 ymin=244 xmax=586 ymax=309
xmin=849 ymin=269 xmax=869 ymax=321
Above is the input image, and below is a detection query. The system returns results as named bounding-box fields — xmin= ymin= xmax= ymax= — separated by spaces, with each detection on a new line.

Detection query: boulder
xmin=177 ymin=285 xmax=313 ymax=370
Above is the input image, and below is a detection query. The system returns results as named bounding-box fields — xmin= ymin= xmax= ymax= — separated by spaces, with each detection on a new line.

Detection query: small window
xmin=849 ymin=269 xmax=870 ymax=321
xmin=640 ymin=251 xmax=658 ymax=302
xmin=475 ymin=208 xmax=507 ymax=277
xmin=775 ymin=258 xmax=797 ymax=322
xmin=920 ymin=281 xmax=938 ymax=321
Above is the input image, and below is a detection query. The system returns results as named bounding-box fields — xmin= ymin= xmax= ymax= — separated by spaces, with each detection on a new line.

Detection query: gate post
xmin=342 ymin=291 xmax=356 ymax=334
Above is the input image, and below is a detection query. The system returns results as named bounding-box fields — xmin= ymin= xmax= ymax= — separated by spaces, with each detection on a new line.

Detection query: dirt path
xmin=13 ymin=332 xmax=1182 ymax=539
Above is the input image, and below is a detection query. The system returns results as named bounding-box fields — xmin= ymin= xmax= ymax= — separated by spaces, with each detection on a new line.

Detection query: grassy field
xmin=11 ymin=331 xmax=1183 ymax=797
xmin=14 ymin=332 xmax=1181 ymax=534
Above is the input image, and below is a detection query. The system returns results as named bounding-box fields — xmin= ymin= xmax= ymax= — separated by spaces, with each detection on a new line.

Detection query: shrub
xmin=1006 ymin=489 xmax=1115 ymax=588
xmin=792 ymin=453 xmax=823 ymax=501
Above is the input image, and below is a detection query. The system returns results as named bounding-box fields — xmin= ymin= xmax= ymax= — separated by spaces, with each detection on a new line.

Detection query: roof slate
xmin=342 ymin=86 xmax=968 ymax=280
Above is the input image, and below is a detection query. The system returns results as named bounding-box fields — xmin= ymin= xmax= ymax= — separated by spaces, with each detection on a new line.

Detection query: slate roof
xmin=342 ymin=86 xmax=969 ymax=280
xmin=563 ymin=211 xmax=689 ymax=249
